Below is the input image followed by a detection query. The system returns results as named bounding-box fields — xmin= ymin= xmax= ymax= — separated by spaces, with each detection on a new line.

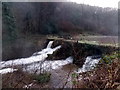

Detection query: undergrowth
xmin=34 ymin=73 xmax=51 ymax=84
xmin=73 ymin=51 xmax=120 ymax=89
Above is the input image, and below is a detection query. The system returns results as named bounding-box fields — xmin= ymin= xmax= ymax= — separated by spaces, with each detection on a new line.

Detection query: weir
xmin=0 ymin=40 xmax=118 ymax=74
xmin=47 ymin=39 xmax=118 ymax=66
xmin=0 ymin=41 xmax=61 ymax=71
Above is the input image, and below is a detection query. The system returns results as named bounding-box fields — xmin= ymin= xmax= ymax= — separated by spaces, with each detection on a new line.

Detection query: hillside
xmin=2 ymin=2 xmax=118 ymax=60
xmin=1 ymin=2 xmax=120 ymax=89
xmin=2 ymin=2 xmax=118 ymax=39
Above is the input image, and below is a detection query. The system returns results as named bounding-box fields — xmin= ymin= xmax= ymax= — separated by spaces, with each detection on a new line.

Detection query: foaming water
xmin=46 ymin=41 xmax=54 ymax=48
xmin=23 ymin=56 xmax=73 ymax=73
xmin=0 ymin=41 xmax=101 ymax=75
xmin=76 ymin=56 xmax=101 ymax=73
xmin=0 ymin=41 xmax=61 ymax=74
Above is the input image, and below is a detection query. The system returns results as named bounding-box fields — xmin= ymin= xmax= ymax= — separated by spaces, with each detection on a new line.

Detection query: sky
xmin=2 ymin=0 xmax=119 ymax=8
xmin=68 ymin=0 xmax=119 ymax=8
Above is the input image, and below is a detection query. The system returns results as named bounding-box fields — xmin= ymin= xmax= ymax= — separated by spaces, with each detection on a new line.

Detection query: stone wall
xmin=47 ymin=39 xmax=118 ymax=67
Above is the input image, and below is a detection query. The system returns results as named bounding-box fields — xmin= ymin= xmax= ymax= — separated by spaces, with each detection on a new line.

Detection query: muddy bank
xmin=47 ymin=39 xmax=118 ymax=66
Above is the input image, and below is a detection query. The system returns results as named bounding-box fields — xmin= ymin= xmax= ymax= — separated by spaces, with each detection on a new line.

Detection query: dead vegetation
xmin=72 ymin=52 xmax=120 ymax=89
xmin=1 ymin=40 xmax=119 ymax=89
xmin=2 ymin=68 xmax=51 ymax=88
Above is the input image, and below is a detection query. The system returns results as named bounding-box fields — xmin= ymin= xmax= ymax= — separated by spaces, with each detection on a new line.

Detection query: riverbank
xmin=2 ymin=51 xmax=120 ymax=89
xmin=72 ymin=52 xmax=120 ymax=89
xmin=1 ymin=37 xmax=119 ymax=89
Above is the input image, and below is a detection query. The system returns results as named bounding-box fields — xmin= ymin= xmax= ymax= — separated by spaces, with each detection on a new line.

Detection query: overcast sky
xmin=2 ymin=0 xmax=119 ymax=8
xmin=68 ymin=0 xmax=119 ymax=8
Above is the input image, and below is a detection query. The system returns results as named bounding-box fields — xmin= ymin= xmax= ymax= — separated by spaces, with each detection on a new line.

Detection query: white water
xmin=0 ymin=41 xmax=101 ymax=74
xmin=23 ymin=56 xmax=73 ymax=73
xmin=0 ymin=68 xmax=18 ymax=74
xmin=0 ymin=41 xmax=61 ymax=74
xmin=32 ymin=45 xmax=61 ymax=56
xmin=23 ymin=83 xmax=33 ymax=88
xmin=1 ymin=41 xmax=61 ymax=68
xmin=46 ymin=41 xmax=54 ymax=48
xmin=76 ymin=56 xmax=101 ymax=73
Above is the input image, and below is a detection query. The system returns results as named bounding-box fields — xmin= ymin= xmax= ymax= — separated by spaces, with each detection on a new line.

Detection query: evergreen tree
xmin=2 ymin=2 xmax=17 ymax=42
xmin=23 ymin=11 xmax=34 ymax=34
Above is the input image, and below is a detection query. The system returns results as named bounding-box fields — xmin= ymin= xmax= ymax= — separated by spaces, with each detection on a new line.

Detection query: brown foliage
xmin=76 ymin=58 xmax=120 ymax=89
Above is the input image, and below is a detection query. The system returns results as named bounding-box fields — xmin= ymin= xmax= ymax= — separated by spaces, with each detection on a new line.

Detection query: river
xmin=0 ymin=41 xmax=101 ymax=88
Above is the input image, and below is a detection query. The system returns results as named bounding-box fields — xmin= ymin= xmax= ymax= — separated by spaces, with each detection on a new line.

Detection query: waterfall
xmin=76 ymin=56 xmax=101 ymax=73
xmin=46 ymin=41 xmax=54 ymax=48
xmin=0 ymin=41 xmax=61 ymax=71
xmin=32 ymin=41 xmax=54 ymax=56
xmin=0 ymin=40 xmax=102 ymax=74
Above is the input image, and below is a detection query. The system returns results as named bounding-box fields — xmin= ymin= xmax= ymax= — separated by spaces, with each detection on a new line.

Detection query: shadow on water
xmin=2 ymin=37 xmax=46 ymax=61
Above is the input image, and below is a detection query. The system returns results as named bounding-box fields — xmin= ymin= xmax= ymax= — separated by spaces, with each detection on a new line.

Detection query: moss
xmin=71 ymin=73 xmax=78 ymax=78
xmin=34 ymin=73 xmax=51 ymax=83
xmin=100 ymin=51 xmax=120 ymax=64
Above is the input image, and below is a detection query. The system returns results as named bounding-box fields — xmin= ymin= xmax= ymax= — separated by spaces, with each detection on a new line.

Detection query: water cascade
xmin=76 ymin=56 xmax=101 ymax=73
xmin=0 ymin=41 xmax=61 ymax=74
xmin=0 ymin=41 xmax=101 ymax=74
